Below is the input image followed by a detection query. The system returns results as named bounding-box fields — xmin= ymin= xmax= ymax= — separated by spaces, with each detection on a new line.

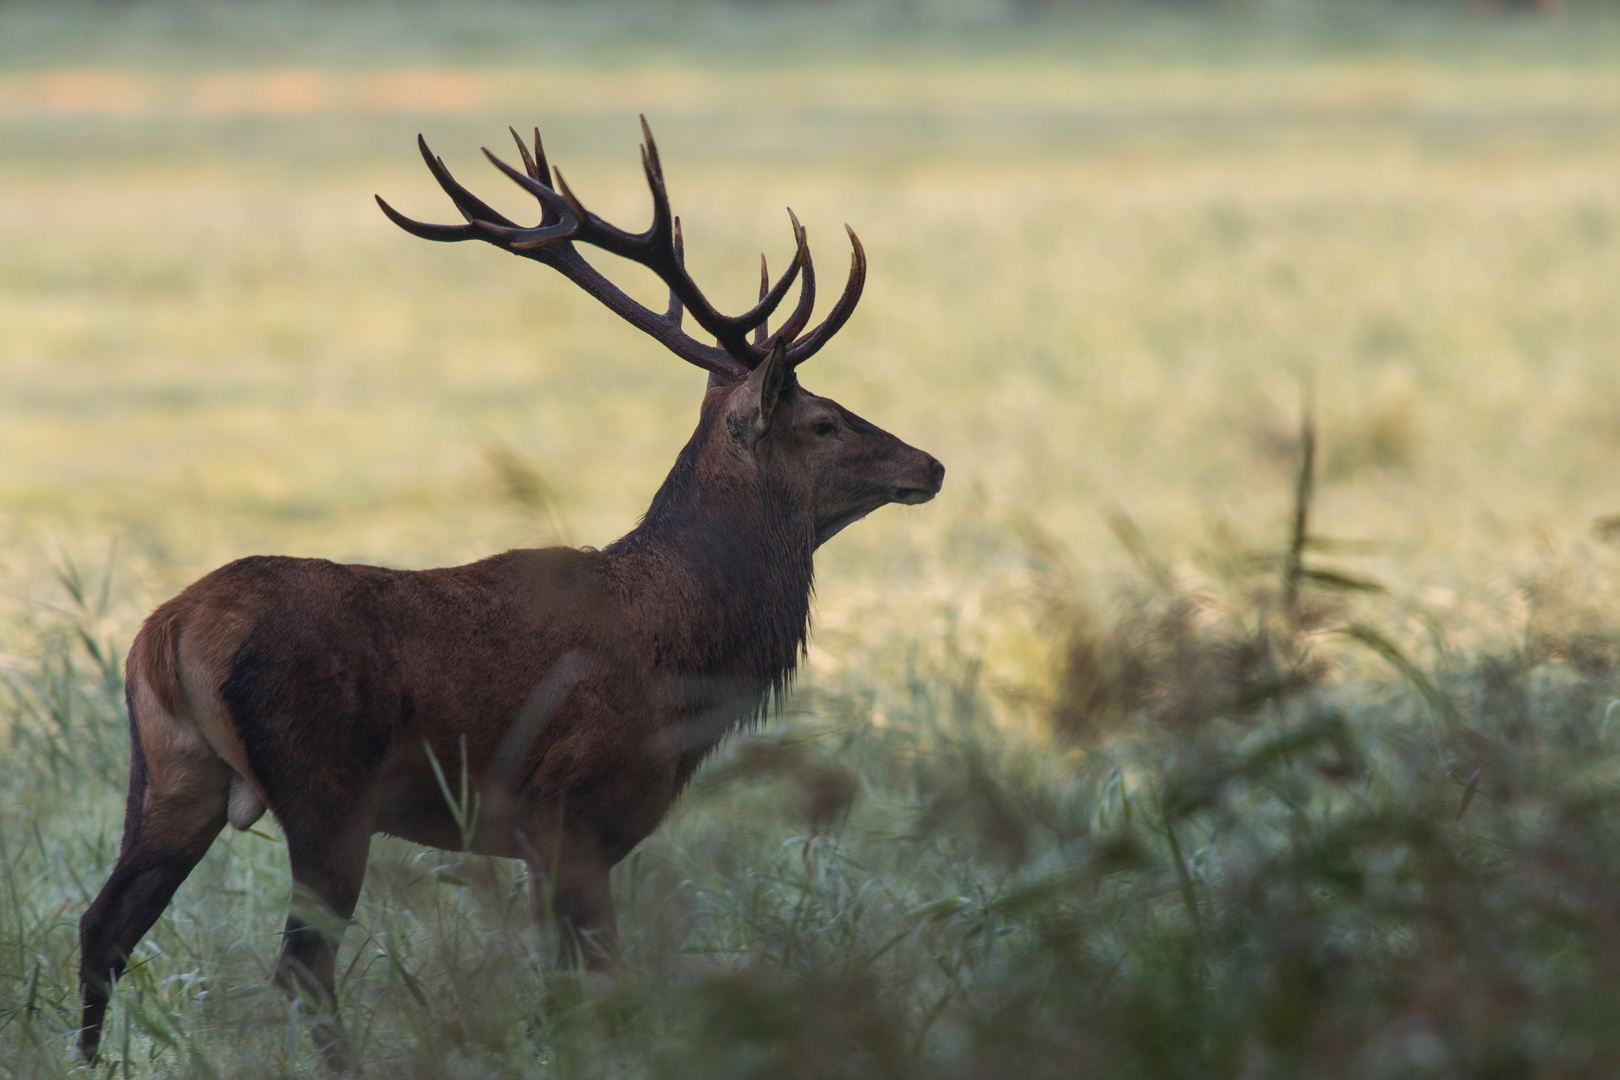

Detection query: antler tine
xmin=754 ymin=254 xmax=769 ymax=347
xmin=665 ymin=218 xmax=686 ymax=327
xmin=630 ymin=126 xmax=728 ymax=347
xmin=784 ymin=225 xmax=866 ymax=368
xmin=508 ymin=127 xmax=565 ymax=228
xmin=374 ymin=195 xmax=480 ymax=242
xmin=640 ymin=114 xmax=663 ymax=183
xmin=732 ymin=218 xmax=804 ymax=325
xmin=638 ymin=142 xmax=675 ymax=255
xmin=633 ymin=126 xmax=754 ymax=348
xmin=476 ymin=217 xmax=579 ymax=248
xmin=510 ymin=127 xmax=541 ymax=181
xmin=765 ymin=211 xmax=816 ymax=350
xmin=531 ymin=128 xmax=550 ymax=183
xmin=417 ymin=135 xmax=520 ymax=230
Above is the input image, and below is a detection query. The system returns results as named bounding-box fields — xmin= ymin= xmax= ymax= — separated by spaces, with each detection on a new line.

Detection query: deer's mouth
xmin=892 ymin=457 xmax=944 ymax=505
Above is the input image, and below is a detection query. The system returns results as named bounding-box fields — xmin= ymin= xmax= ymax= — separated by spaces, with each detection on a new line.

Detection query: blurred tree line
xmin=9 ymin=0 xmax=1599 ymax=16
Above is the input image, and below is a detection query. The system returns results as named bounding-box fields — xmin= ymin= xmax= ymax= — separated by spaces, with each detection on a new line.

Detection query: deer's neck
xmin=606 ymin=424 xmax=815 ymax=708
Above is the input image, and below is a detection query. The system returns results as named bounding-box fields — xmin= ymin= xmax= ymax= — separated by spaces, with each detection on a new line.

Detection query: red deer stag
xmin=78 ymin=118 xmax=943 ymax=1068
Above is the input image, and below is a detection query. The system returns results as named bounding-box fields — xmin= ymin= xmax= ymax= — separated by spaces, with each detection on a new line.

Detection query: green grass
xmin=4 ymin=1 xmax=1620 ymax=1076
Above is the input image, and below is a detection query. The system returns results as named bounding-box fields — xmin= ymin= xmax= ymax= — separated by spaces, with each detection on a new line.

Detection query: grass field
xmin=4 ymin=1 xmax=1620 ymax=1076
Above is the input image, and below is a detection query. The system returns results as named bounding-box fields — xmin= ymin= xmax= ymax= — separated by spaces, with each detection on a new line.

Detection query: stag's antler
xmin=376 ymin=116 xmax=865 ymax=382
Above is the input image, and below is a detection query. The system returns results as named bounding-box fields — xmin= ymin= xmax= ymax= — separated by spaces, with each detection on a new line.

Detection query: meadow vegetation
xmin=3 ymin=1 xmax=1620 ymax=1075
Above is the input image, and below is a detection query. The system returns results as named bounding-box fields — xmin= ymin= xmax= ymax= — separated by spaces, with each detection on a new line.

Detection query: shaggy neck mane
xmin=605 ymin=402 xmax=816 ymax=717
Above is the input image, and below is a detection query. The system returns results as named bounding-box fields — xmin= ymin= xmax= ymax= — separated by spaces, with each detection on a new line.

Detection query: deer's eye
xmin=813 ymin=421 xmax=837 ymax=437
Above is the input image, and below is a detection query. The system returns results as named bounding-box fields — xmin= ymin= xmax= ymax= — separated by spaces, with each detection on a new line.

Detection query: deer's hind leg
xmin=216 ymin=615 xmax=399 ymax=1072
xmin=272 ymin=801 xmax=375 ymax=1073
xmin=78 ymin=691 xmax=230 ymax=1062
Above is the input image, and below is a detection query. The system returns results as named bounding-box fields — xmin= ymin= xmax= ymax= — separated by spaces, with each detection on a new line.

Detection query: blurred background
xmin=3 ymin=0 xmax=1620 ymax=1076
xmin=5 ymin=0 xmax=1617 ymax=618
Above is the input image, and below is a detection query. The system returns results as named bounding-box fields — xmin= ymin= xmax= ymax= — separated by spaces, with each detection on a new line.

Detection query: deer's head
xmin=379 ymin=117 xmax=942 ymax=549
xmin=714 ymin=349 xmax=942 ymax=548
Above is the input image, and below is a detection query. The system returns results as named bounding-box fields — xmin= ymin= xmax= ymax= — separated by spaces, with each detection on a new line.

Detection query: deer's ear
xmin=745 ymin=341 xmax=789 ymax=441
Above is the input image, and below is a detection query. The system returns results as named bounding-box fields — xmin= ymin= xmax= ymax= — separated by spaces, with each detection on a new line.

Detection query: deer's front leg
xmin=521 ymin=826 xmax=616 ymax=971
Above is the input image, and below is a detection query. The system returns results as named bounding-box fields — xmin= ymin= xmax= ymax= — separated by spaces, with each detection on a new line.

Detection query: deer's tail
xmin=115 ymin=602 xmax=186 ymax=855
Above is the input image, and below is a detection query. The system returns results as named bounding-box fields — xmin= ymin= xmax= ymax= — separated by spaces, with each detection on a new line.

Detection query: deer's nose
xmin=928 ymin=457 xmax=946 ymax=493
